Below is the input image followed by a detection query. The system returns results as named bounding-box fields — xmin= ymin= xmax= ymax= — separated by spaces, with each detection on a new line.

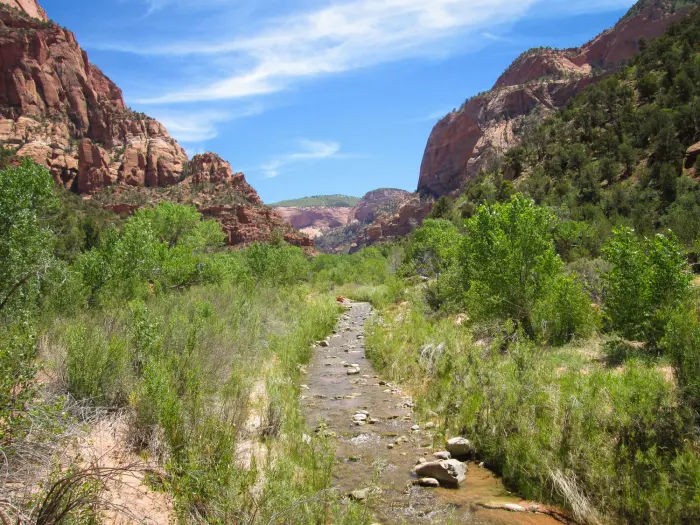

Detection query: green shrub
xmin=242 ymin=243 xmax=310 ymax=285
xmin=0 ymin=159 xmax=57 ymax=320
xmin=662 ymin=306 xmax=700 ymax=420
xmin=603 ymin=227 xmax=691 ymax=345
xmin=461 ymin=194 xmax=593 ymax=342
xmin=532 ymin=274 xmax=599 ymax=345
xmin=366 ymin=298 xmax=699 ymax=524
xmin=0 ymin=324 xmax=37 ymax=443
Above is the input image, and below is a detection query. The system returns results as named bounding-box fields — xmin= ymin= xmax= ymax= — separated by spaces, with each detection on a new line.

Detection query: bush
xmin=662 ymin=306 xmax=700 ymax=420
xmin=403 ymin=219 xmax=461 ymax=278
xmin=0 ymin=324 xmax=37 ymax=443
xmin=603 ymin=227 xmax=691 ymax=345
xmin=461 ymin=194 xmax=593 ymax=342
xmin=532 ymin=274 xmax=598 ymax=345
xmin=0 ymin=160 xmax=57 ymax=320
xmin=241 ymin=243 xmax=310 ymax=285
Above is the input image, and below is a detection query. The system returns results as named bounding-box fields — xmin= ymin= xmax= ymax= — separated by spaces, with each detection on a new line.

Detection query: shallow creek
xmin=302 ymin=301 xmax=565 ymax=525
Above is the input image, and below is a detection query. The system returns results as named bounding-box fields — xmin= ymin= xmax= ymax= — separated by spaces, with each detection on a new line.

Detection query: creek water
xmin=302 ymin=302 xmax=564 ymax=525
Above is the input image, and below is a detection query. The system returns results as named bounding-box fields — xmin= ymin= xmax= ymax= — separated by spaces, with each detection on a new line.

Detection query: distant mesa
xmin=270 ymin=194 xmax=360 ymax=208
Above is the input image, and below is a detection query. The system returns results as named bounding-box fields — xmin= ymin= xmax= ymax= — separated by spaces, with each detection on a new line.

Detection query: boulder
xmin=685 ymin=141 xmax=700 ymax=170
xmin=413 ymin=478 xmax=440 ymax=488
xmin=414 ymin=459 xmax=467 ymax=487
xmin=433 ymin=451 xmax=451 ymax=460
xmin=446 ymin=437 xmax=473 ymax=458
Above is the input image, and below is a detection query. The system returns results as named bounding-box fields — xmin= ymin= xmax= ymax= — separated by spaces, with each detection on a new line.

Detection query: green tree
xmin=603 ymin=227 xmax=691 ymax=345
xmin=0 ymin=160 xmax=57 ymax=317
xmin=461 ymin=195 xmax=563 ymax=336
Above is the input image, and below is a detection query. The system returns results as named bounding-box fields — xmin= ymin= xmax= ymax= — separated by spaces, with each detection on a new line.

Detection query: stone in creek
xmin=349 ymin=488 xmax=369 ymax=501
xmin=413 ymin=477 xmax=441 ymax=488
xmin=424 ymin=422 xmax=436 ymax=429
xmin=368 ymin=418 xmax=380 ymax=425
xmin=446 ymin=437 xmax=473 ymax=458
xmin=347 ymin=367 xmax=361 ymax=375
xmin=416 ymin=458 xmax=427 ymax=465
xmin=414 ymin=459 xmax=467 ymax=487
xmin=411 ymin=425 xmax=420 ymax=431
xmin=353 ymin=413 xmax=368 ymax=422
xmin=318 ymin=340 xmax=330 ymax=347
xmin=433 ymin=451 xmax=451 ymax=460
xmin=504 ymin=504 xmax=526 ymax=512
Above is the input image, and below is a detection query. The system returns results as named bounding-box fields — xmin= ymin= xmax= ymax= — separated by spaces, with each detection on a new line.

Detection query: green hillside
xmin=270 ymin=194 xmax=360 ymax=207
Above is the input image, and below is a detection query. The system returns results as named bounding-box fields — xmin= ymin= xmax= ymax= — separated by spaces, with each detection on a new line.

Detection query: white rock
xmin=413 ymin=477 xmax=441 ymax=488
xmin=504 ymin=504 xmax=526 ymax=512
xmin=433 ymin=451 xmax=451 ymax=460
xmin=446 ymin=436 xmax=473 ymax=457
xmin=414 ymin=459 xmax=467 ymax=487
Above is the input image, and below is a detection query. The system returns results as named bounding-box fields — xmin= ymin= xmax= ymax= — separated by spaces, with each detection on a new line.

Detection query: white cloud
xmin=261 ymin=140 xmax=348 ymax=179
xmin=148 ymin=105 xmax=263 ymax=143
xmin=114 ymin=0 xmax=635 ymax=104
xmin=140 ymin=0 xmax=232 ymax=15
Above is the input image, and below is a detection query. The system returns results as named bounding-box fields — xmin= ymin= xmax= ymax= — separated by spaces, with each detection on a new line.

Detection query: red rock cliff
xmin=0 ymin=0 xmax=46 ymax=20
xmin=418 ymin=0 xmax=695 ymax=197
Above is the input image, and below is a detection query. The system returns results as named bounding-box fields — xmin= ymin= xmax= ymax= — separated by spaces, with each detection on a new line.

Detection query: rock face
xmin=0 ymin=0 xmax=46 ymax=20
xmin=274 ymin=206 xmax=354 ymax=238
xmin=349 ymin=194 xmax=432 ymax=253
xmin=418 ymin=0 xmax=695 ymax=197
xmin=349 ymin=188 xmax=412 ymax=223
xmin=0 ymin=1 xmax=309 ymax=248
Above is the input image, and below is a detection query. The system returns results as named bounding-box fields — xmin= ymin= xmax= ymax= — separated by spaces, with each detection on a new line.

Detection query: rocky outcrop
xmin=350 ymin=195 xmax=432 ymax=252
xmin=685 ymin=141 xmax=700 ymax=169
xmin=418 ymin=0 xmax=695 ymax=197
xmin=0 ymin=0 xmax=46 ymax=20
xmin=0 ymin=3 xmax=188 ymax=193
xmin=190 ymin=152 xmax=262 ymax=205
xmin=349 ymin=188 xmax=412 ymax=223
xmin=0 ymin=1 xmax=310 ymax=248
xmin=274 ymin=206 xmax=354 ymax=238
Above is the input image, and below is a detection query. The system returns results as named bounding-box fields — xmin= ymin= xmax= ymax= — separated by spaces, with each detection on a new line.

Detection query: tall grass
xmin=365 ymin=296 xmax=700 ymax=524
xmin=40 ymin=282 xmax=366 ymax=523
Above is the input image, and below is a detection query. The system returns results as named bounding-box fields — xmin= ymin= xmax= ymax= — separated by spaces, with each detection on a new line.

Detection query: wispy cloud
xmin=140 ymin=0 xmax=232 ymax=15
xmin=108 ymin=0 xmax=634 ymax=105
xmin=148 ymin=105 xmax=263 ymax=143
xmin=261 ymin=140 xmax=351 ymax=179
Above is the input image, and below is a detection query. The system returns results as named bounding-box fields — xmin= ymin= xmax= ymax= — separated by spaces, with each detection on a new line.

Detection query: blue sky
xmin=41 ymin=0 xmax=635 ymax=203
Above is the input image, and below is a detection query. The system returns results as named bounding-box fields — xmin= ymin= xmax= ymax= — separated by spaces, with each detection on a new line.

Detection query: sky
xmin=41 ymin=0 xmax=636 ymax=203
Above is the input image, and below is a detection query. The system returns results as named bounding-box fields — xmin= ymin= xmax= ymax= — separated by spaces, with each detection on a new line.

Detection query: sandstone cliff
xmin=0 ymin=0 xmax=309 ymax=247
xmin=418 ymin=0 xmax=696 ymax=197
xmin=274 ymin=206 xmax=354 ymax=238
